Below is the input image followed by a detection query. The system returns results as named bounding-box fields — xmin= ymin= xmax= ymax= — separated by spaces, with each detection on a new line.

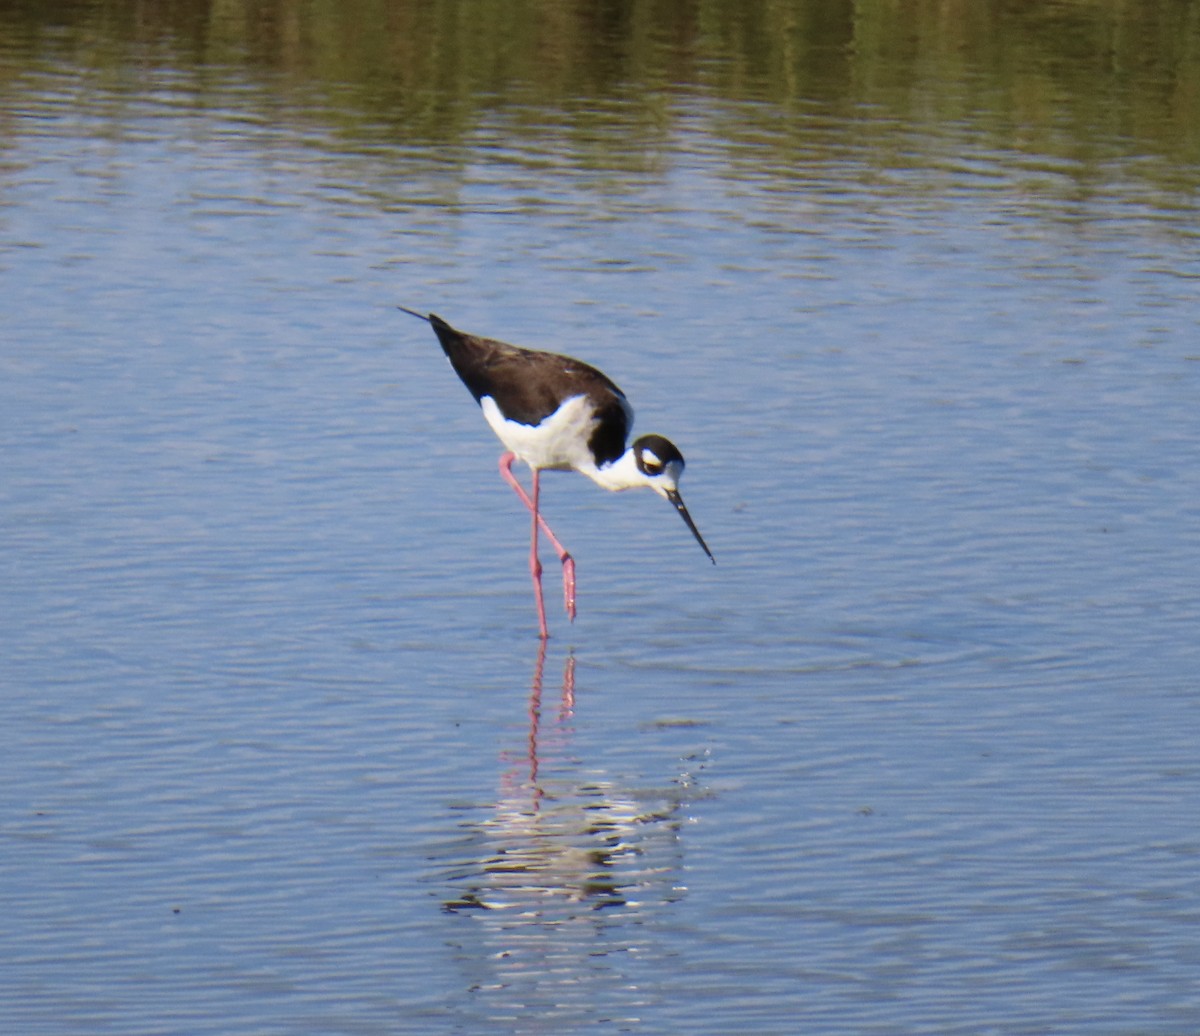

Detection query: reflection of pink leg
xmin=527 ymin=637 xmax=546 ymax=805
xmin=560 ymin=651 xmax=575 ymax=718
xmin=499 ymin=453 xmax=577 ymax=625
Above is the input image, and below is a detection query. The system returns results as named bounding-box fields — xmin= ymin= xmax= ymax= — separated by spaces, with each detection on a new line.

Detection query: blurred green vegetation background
xmin=3 ymin=0 xmax=1198 ymax=181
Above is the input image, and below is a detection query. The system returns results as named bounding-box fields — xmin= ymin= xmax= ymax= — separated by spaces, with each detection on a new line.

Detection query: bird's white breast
xmin=480 ymin=394 xmax=601 ymax=472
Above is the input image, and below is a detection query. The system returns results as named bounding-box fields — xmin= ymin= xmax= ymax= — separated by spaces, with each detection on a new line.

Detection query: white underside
xmin=480 ymin=394 xmax=649 ymax=492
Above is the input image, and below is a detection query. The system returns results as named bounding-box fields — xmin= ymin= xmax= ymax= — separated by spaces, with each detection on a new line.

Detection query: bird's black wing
xmin=428 ymin=315 xmax=630 ymax=456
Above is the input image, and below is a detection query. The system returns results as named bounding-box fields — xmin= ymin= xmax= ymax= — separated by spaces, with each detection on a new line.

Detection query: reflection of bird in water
xmin=431 ymin=642 xmax=710 ymax=1032
xmin=401 ymin=307 xmax=714 ymax=638
xmin=441 ymin=641 xmax=698 ymax=915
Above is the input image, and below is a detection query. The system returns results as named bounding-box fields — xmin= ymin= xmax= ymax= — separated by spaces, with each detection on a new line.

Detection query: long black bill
xmin=666 ymin=489 xmax=716 ymax=564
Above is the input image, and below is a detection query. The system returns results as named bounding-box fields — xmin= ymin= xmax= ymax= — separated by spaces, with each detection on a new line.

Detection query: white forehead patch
xmin=641 ymin=449 xmax=661 ymax=467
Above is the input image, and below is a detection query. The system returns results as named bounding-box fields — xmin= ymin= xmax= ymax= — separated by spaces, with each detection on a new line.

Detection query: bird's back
xmin=428 ymin=314 xmax=631 ymax=466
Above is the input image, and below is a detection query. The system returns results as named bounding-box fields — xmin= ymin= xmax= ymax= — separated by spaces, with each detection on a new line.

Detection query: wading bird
xmin=401 ymin=307 xmax=714 ymax=638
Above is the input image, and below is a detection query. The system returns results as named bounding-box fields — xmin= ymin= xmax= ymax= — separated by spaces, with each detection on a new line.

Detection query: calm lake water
xmin=3 ymin=2 xmax=1199 ymax=1033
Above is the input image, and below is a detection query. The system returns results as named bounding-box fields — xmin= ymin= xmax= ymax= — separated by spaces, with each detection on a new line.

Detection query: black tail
xmin=398 ymin=306 xmax=456 ymax=344
xmin=425 ymin=314 xmax=467 ymax=361
xmin=400 ymin=307 xmax=474 ymax=370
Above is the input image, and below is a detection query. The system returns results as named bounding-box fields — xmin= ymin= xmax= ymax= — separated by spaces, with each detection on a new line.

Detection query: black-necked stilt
xmin=401 ymin=307 xmax=714 ymax=638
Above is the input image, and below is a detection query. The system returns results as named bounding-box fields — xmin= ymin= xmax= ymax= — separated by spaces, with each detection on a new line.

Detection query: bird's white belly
xmin=481 ymin=394 xmax=598 ymax=472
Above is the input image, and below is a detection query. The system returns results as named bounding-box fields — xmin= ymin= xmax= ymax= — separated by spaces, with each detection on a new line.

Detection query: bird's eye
xmin=640 ymin=448 xmax=663 ymax=474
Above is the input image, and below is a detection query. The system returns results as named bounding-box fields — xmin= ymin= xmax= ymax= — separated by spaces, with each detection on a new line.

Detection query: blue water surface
xmin=2 ymin=47 xmax=1200 ymax=1036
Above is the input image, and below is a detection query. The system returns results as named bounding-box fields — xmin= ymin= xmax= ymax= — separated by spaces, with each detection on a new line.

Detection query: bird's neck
xmin=581 ymin=448 xmax=646 ymax=492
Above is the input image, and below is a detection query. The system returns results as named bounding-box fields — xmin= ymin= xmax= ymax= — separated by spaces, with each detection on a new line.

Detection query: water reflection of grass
xmin=3 ymin=0 xmax=1197 ymax=187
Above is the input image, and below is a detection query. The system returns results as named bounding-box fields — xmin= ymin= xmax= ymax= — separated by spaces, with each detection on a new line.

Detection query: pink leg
xmin=528 ymin=467 xmax=549 ymax=638
xmin=499 ymin=453 xmax=577 ymax=626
